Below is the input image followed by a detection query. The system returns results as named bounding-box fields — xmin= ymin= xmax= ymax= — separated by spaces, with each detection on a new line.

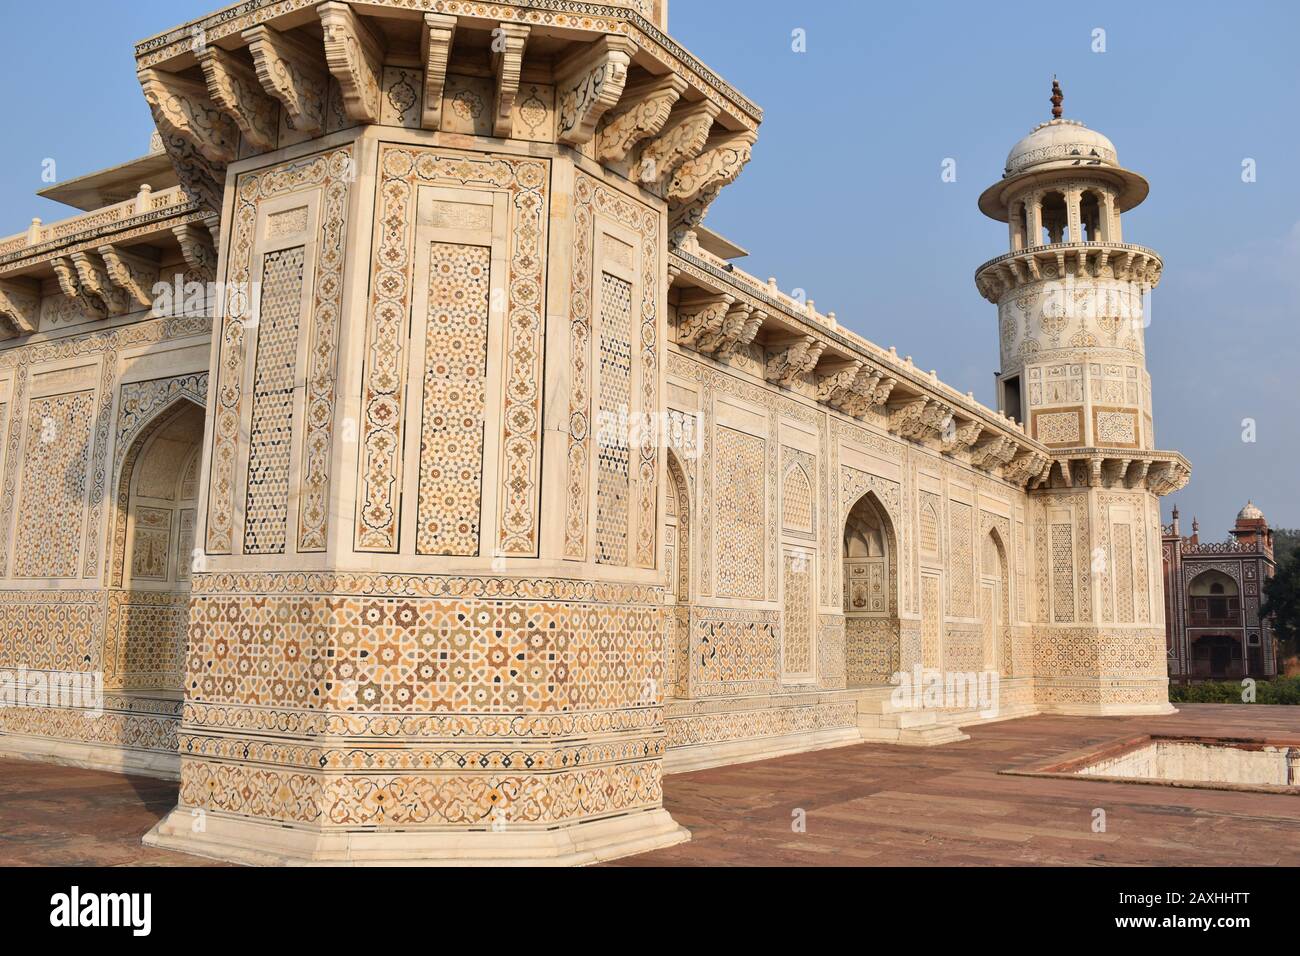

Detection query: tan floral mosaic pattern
xmin=14 ymin=391 xmax=95 ymax=579
xmin=130 ymin=507 xmax=172 ymax=579
xmin=949 ymin=501 xmax=974 ymax=617
xmin=358 ymin=146 xmax=547 ymax=555
xmin=845 ymin=617 xmax=899 ymax=685
xmin=416 ymin=242 xmax=490 ymax=556
xmin=179 ymin=758 xmax=663 ymax=827
xmin=666 ymin=697 xmax=857 ymax=750
xmin=187 ymin=584 xmax=661 ymax=712
xmin=83 ymin=357 xmax=118 ymax=580
xmin=105 ymin=590 xmax=188 ymax=690
xmin=921 ymin=574 xmax=941 ymax=670
xmin=693 ymin=607 xmax=780 ymax=697
xmin=297 ymin=159 xmax=351 ymax=553
xmin=0 ymin=589 xmax=103 ymax=671
xmin=243 ymin=246 xmax=305 ymax=555
xmin=713 ymin=426 xmax=764 ymax=599
xmin=1033 ymin=625 xmax=1168 ymax=706
xmin=179 ymin=572 xmax=669 ymax=827
xmin=0 ymin=698 xmax=179 ymax=755
xmin=1036 ymin=409 xmax=1082 ymax=446
xmin=782 ymin=549 xmax=814 ymax=676
xmin=1113 ymin=522 xmax=1135 ymax=623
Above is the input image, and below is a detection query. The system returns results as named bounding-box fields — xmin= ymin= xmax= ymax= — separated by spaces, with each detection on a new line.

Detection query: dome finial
xmin=1051 ymin=76 xmax=1063 ymax=119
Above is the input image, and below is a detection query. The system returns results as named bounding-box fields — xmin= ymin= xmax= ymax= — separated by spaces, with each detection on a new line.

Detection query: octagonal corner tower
xmin=975 ymin=82 xmax=1190 ymax=716
xmin=133 ymin=0 xmax=757 ymax=865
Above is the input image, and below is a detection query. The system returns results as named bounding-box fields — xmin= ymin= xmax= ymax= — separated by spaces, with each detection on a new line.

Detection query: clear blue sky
xmin=1 ymin=0 xmax=1296 ymax=538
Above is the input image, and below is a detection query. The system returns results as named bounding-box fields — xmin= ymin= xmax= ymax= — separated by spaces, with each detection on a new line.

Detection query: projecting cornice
xmin=70 ymin=251 xmax=133 ymax=317
xmin=1029 ymin=448 xmax=1191 ymax=496
xmin=975 ymin=241 xmax=1162 ymax=303
xmin=668 ymin=244 xmax=1057 ymax=490
xmin=766 ymin=336 xmax=826 ymax=388
xmin=52 ymin=256 xmax=107 ymax=319
xmin=134 ymin=0 xmax=763 ymax=130
xmin=130 ymin=2 xmax=762 ymax=227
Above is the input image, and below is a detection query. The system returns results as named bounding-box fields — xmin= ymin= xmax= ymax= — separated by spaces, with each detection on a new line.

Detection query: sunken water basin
xmin=1005 ymin=734 xmax=1300 ymax=795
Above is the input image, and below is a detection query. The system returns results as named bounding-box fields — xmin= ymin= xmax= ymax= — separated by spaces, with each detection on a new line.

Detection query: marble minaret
xmin=975 ymin=81 xmax=1189 ymax=714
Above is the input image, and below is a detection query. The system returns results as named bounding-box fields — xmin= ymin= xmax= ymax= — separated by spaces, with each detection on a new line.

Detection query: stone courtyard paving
xmin=1 ymin=704 xmax=1297 ymax=867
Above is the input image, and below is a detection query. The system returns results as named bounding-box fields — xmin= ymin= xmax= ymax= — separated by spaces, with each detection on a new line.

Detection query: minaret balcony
xmin=974 ymin=240 xmax=1162 ymax=303
xmin=1030 ymin=447 xmax=1191 ymax=496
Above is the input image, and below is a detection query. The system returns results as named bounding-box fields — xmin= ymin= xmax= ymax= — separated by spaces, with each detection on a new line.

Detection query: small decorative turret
xmin=1231 ymin=500 xmax=1273 ymax=557
xmin=975 ymin=83 xmax=1163 ymax=453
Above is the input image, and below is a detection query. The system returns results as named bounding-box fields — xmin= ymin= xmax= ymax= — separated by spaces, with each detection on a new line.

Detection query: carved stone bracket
xmin=1005 ymin=449 xmax=1051 ymax=486
xmin=71 ymin=251 xmax=132 ymax=316
xmin=833 ymin=364 xmax=895 ymax=417
xmin=1148 ymin=460 xmax=1191 ymax=496
xmin=667 ymin=129 xmax=756 ymax=243
xmin=597 ymin=73 xmax=687 ymax=165
xmin=1127 ymin=459 xmax=1152 ymax=489
xmin=817 ymin=361 xmax=864 ymax=406
xmin=556 ymin=36 xmax=635 ymax=147
xmin=765 ymin=336 xmax=825 ymax=387
xmin=941 ymin=420 xmax=983 ymax=455
xmin=676 ymin=294 xmax=734 ymax=349
xmin=889 ymin=397 xmax=946 ymax=441
xmin=697 ymin=303 xmax=763 ymax=359
xmin=319 ymin=1 xmax=384 ymax=125
xmin=52 ymin=255 xmax=107 ymax=319
xmin=0 ymin=278 xmax=40 ymax=337
xmin=668 ymin=129 xmax=757 ymax=206
xmin=970 ymin=434 xmax=1018 ymax=471
xmin=172 ymin=222 xmax=218 ymax=281
xmin=198 ymin=46 xmax=279 ymax=151
xmin=244 ymin=23 xmax=328 ymax=135
xmin=420 ymin=13 xmax=457 ymax=130
xmin=98 ymin=244 xmax=160 ymax=310
xmin=491 ymin=23 xmax=531 ymax=138
xmin=636 ymin=100 xmax=717 ymax=188
xmin=138 ymin=68 xmax=240 ymax=164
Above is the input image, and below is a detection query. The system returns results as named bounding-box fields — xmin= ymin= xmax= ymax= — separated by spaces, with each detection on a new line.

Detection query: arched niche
xmin=102 ymin=398 xmax=205 ymax=692
xmin=842 ymin=490 xmax=900 ymax=686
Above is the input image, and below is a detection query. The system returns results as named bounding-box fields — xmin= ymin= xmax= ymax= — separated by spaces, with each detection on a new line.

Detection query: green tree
xmin=1272 ymin=527 xmax=1300 ymax=561
xmin=1260 ymin=549 xmax=1300 ymax=652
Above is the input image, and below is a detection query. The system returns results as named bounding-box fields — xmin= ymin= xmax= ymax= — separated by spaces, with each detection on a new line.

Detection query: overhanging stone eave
xmin=132 ymin=0 xmax=763 ymax=131
xmin=670 ymin=246 xmax=1046 ymax=459
xmin=0 ymin=203 xmax=205 ymax=278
